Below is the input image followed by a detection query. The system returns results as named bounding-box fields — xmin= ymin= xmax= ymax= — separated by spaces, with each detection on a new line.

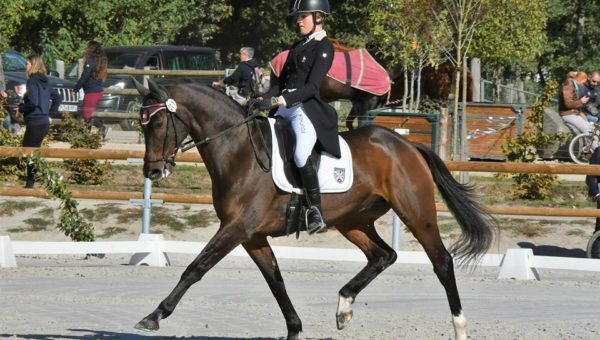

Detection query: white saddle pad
xmin=268 ymin=118 xmax=353 ymax=194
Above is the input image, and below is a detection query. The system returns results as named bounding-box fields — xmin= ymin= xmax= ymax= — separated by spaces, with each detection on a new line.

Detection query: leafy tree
xmin=470 ymin=0 xmax=547 ymax=99
xmin=368 ymin=0 xmax=446 ymax=111
xmin=201 ymin=0 xmax=294 ymax=67
xmin=431 ymin=0 xmax=486 ymax=160
xmin=9 ymin=0 xmax=231 ymax=66
xmin=538 ymin=0 xmax=600 ymax=85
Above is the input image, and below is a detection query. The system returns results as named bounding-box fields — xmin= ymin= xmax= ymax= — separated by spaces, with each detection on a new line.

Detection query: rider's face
xmin=296 ymin=13 xmax=314 ymax=36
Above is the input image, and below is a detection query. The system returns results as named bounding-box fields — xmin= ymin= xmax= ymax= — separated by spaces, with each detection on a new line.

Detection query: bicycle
xmin=568 ymin=124 xmax=600 ymax=164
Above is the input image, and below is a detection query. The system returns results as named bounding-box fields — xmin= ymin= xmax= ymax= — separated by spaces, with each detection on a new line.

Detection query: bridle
xmin=140 ymin=102 xmax=183 ymax=167
xmin=140 ymin=99 xmax=270 ymax=171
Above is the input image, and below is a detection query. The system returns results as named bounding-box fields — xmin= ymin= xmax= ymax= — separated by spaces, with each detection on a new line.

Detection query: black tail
xmin=415 ymin=143 xmax=498 ymax=265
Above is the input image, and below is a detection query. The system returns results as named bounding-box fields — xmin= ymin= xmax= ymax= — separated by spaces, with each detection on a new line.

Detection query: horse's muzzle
xmin=144 ymin=165 xmax=172 ymax=181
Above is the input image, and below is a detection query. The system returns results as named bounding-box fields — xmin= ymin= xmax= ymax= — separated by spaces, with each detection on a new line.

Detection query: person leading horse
xmin=261 ymin=0 xmax=337 ymax=235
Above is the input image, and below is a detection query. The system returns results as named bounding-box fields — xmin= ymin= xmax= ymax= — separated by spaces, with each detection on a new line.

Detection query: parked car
xmin=2 ymin=50 xmax=81 ymax=120
xmin=67 ymin=45 xmax=221 ymax=130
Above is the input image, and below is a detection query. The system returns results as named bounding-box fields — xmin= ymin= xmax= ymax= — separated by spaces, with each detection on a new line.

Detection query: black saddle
xmin=273 ymin=117 xmax=321 ymax=188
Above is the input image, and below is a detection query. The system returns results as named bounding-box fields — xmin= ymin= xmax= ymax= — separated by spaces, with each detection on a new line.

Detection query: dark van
xmin=3 ymin=50 xmax=81 ymax=120
xmin=67 ymin=45 xmax=220 ymax=130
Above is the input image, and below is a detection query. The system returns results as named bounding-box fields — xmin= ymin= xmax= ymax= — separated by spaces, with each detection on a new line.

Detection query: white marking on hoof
xmin=452 ymin=312 xmax=467 ymax=340
xmin=336 ymin=295 xmax=354 ymax=330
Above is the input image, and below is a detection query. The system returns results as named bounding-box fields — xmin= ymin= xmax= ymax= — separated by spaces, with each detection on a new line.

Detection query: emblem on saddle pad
xmin=333 ymin=167 xmax=345 ymax=184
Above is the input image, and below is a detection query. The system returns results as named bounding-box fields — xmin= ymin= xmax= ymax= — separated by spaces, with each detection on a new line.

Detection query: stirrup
xmin=305 ymin=206 xmax=325 ymax=235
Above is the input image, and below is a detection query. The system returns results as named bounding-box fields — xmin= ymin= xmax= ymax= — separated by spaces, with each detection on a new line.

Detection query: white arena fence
xmin=3 ymin=234 xmax=600 ymax=281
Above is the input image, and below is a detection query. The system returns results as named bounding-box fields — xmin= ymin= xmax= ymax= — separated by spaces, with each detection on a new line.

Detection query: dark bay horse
xmin=133 ymin=79 xmax=496 ymax=340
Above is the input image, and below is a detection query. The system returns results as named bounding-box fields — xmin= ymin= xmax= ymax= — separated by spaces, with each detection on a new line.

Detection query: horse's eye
xmin=153 ymin=119 xmax=163 ymax=128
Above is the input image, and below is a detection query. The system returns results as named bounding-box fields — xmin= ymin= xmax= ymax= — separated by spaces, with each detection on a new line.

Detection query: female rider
xmin=263 ymin=0 xmax=339 ymax=235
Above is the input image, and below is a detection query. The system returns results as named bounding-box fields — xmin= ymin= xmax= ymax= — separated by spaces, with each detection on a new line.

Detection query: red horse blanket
xmin=269 ymin=48 xmax=391 ymax=96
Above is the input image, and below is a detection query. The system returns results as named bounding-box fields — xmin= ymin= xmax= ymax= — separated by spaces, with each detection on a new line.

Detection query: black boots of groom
xmin=298 ymin=156 xmax=326 ymax=235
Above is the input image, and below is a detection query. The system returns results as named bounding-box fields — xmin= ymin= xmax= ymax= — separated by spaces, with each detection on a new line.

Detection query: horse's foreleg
xmin=334 ymin=223 xmax=397 ymax=330
xmin=135 ymin=228 xmax=245 ymax=332
xmin=242 ymin=237 xmax=302 ymax=340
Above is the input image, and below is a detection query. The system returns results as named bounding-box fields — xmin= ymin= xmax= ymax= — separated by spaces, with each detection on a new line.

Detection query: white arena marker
xmin=0 ymin=235 xmax=17 ymax=268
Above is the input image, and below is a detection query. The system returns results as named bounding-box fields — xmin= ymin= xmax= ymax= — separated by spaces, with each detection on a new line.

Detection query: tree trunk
xmin=409 ymin=69 xmax=415 ymax=111
xmin=460 ymin=55 xmax=469 ymax=183
xmin=0 ymin=53 xmax=5 ymax=92
xmin=402 ymin=68 xmax=409 ymax=111
xmin=438 ymin=107 xmax=449 ymax=160
xmin=416 ymin=57 xmax=423 ymax=112
xmin=576 ymin=0 xmax=585 ymax=54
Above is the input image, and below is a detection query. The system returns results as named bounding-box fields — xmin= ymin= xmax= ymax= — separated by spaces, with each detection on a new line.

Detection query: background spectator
xmin=74 ymin=40 xmax=110 ymax=140
xmin=15 ymin=54 xmax=61 ymax=188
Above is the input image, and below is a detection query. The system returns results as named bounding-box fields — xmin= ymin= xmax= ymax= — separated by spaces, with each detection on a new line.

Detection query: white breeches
xmin=562 ymin=113 xmax=593 ymax=134
xmin=275 ymin=104 xmax=317 ymax=167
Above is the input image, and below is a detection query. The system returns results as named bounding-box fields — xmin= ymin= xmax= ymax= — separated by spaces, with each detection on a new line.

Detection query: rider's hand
xmin=582 ymin=95 xmax=590 ymax=104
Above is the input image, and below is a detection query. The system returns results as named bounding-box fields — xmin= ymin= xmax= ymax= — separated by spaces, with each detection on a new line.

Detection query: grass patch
xmin=183 ymin=210 xmax=218 ymax=229
xmin=152 ymin=207 xmax=186 ymax=231
xmin=37 ymin=207 xmax=55 ymax=218
xmin=116 ymin=208 xmax=141 ymax=224
xmin=98 ymin=227 xmax=128 ymax=238
xmin=23 ymin=218 xmax=50 ymax=231
xmin=512 ymin=223 xmax=550 ymax=238
xmin=87 ymin=203 xmax=124 ymax=221
xmin=0 ymin=200 xmax=46 ymax=216
xmin=565 ymin=229 xmax=587 ymax=237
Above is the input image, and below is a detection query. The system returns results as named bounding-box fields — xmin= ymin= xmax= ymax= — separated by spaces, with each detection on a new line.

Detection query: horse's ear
xmin=148 ymin=79 xmax=169 ymax=101
xmin=132 ymin=77 xmax=150 ymax=97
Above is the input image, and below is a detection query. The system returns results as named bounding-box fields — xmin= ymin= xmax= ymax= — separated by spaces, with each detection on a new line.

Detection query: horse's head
xmin=133 ymin=78 xmax=190 ymax=181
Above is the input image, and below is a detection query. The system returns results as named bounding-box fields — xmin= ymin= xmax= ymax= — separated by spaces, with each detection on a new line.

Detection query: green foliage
xmin=539 ymin=0 xmax=600 ymax=83
xmin=31 ymin=154 xmax=95 ymax=241
xmin=0 ymin=97 xmax=24 ymax=181
xmin=9 ymin=0 xmax=232 ymax=66
xmin=58 ymin=114 xmax=109 ymax=185
xmin=471 ymin=0 xmax=547 ymax=75
xmin=501 ymin=80 xmax=570 ymax=199
xmin=0 ymin=0 xmax=24 ymax=51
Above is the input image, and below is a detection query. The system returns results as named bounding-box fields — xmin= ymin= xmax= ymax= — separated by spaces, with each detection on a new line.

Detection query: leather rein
xmin=140 ymin=100 xmax=271 ymax=171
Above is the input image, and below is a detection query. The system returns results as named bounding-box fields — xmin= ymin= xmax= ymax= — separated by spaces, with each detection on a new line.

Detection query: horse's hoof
xmin=286 ymin=331 xmax=300 ymax=340
xmin=336 ymin=295 xmax=354 ymax=330
xmin=134 ymin=317 xmax=159 ymax=331
xmin=336 ymin=310 xmax=353 ymax=330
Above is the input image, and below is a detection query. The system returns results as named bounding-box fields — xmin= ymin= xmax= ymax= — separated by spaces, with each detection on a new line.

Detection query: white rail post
xmin=127 ymin=158 xmax=163 ymax=234
xmin=0 ymin=236 xmax=17 ymax=268
xmin=497 ymin=248 xmax=539 ymax=280
xmin=392 ymin=213 xmax=402 ymax=251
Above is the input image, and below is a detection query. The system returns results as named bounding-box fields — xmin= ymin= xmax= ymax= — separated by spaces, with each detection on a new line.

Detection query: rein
xmin=141 ymin=100 xmax=271 ymax=172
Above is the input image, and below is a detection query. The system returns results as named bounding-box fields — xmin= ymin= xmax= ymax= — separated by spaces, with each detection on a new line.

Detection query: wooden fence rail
xmin=2 ymin=146 xmax=600 ymax=217
xmin=1 ymin=187 xmax=599 ymax=217
xmin=2 ymin=146 xmax=600 ymax=174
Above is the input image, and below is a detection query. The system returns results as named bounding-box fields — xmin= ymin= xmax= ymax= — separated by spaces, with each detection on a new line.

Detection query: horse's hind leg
xmin=135 ymin=226 xmax=246 ymax=331
xmin=334 ymin=222 xmax=397 ymax=330
xmin=394 ymin=198 xmax=466 ymax=339
xmin=242 ymin=236 xmax=302 ymax=340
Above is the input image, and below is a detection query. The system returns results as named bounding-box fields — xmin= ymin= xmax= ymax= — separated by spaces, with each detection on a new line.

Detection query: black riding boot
xmin=25 ymin=163 xmax=35 ymax=188
xmin=298 ymin=157 xmax=325 ymax=235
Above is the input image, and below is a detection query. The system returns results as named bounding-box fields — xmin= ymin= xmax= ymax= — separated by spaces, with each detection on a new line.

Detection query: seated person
xmin=212 ymin=47 xmax=260 ymax=106
xmin=559 ymin=71 xmax=592 ymax=134
xmin=580 ymin=71 xmax=600 ymax=123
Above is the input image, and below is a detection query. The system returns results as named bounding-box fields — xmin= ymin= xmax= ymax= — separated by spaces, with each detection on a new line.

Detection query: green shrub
xmin=59 ymin=113 xmax=110 ymax=184
xmin=501 ymin=80 xmax=570 ymax=199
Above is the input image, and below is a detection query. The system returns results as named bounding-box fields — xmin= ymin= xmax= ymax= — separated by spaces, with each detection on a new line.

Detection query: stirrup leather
xmin=305 ymin=206 xmax=325 ymax=235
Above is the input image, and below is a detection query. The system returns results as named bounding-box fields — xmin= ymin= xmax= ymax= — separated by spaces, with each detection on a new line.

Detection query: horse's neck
xmin=189 ymin=106 xmax=254 ymax=179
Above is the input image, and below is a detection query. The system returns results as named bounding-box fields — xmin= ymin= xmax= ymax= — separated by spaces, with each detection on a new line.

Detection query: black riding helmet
xmin=289 ymin=0 xmax=330 ymax=37
xmin=288 ymin=0 xmax=330 ymax=17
